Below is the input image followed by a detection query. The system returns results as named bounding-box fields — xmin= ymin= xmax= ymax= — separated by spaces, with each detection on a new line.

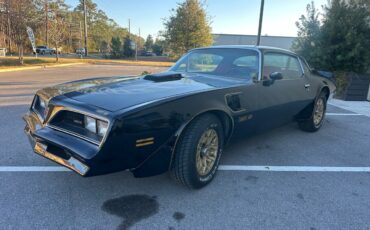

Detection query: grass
xmin=0 ymin=56 xmax=174 ymax=69
xmin=0 ymin=57 xmax=60 ymax=67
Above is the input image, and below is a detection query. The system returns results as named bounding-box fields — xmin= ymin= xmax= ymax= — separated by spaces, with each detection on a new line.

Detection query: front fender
xmin=116 ymin=89 xmax=235 ymax=177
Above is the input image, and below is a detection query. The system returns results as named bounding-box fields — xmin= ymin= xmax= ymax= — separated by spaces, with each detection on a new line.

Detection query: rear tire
xmin=170 ymin=114 xmax=224 ymax=189
xmin=298 ymin=92 xmax=327 ymax=132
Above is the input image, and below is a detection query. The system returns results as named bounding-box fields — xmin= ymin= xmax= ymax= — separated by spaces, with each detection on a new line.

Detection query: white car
xmin=76 ymin=48 xmax=86 ymax=55
xmin=35 ymin=46 xmax=56 ymax=55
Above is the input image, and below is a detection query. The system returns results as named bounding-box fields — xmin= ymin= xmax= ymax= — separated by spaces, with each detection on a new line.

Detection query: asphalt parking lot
xmin=1 ymin=64 xmax=370 ymax=230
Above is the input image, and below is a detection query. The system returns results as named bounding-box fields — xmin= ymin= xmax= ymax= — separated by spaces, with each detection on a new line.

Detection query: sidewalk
xmin=329 ymin=98 xmax=370 ymax=117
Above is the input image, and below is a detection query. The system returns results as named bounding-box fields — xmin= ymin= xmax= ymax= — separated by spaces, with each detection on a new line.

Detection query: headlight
xmin=84 ymin=116 xmax=97 ymax=133
xmin=97 ymin=120 xmax=108 ymax=137
xmin=84 ymin=116 xmax=108 ymax=137
xmin=39 ymin=98 xmax=46 ymax=109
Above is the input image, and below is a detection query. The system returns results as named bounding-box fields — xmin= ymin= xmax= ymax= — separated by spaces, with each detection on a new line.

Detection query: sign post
xmin=26 ymin=26 xmax=37 ymax=58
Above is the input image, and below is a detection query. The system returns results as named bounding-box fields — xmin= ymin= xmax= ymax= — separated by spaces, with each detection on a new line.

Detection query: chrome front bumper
xmin=23 ymin=112 xmax=90 ymax=176
xmin=34 ymin=142 xmax=89 ymax=175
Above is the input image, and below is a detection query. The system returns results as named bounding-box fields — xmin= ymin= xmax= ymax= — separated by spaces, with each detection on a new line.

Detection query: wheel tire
xmin=298 ymin=92 xmax=327 ymax=132
xmin=170 ymin=114 xmax=224 ymax=189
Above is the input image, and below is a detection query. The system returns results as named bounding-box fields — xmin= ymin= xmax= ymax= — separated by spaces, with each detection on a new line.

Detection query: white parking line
xmin=326 ymin=113 xmax=363 ymax=116
xmin=0 ymin=166 xmax=70 ymax=172
xmin=218 ymin=165 xmax=370 ymax=172
xmin=1 ymin=166 xmax=370 ymax=172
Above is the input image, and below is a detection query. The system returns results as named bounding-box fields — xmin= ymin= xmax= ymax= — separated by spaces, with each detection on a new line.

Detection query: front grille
xmin=49 ymin=110 xmax=103 ymax=145
xmin=53 ymin=110 xmax=85 ymax=128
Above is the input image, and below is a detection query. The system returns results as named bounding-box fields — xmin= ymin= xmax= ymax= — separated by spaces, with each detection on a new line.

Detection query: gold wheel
xmin=313 ymin=98 xmax=325 ymax=126
xmin=195 ymin=128 xmax=219 ymax=176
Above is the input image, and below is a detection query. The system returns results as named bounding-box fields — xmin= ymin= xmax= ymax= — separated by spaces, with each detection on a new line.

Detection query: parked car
xmin=76 ymin=48 xmax=85 ymax=55
xmin=23 ymin=46 xmax=335 ymax=189
xmin=142 ymin=51 xmax=157 ymax=56
xmin=0 ymin=48 xmax=6 ymax=56
xmin=35 ymin=45 xmax=56 ymax=55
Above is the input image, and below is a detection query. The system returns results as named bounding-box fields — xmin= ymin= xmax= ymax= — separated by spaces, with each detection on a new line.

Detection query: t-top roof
xmin=193 ymin=45 xmax=296 ymax=55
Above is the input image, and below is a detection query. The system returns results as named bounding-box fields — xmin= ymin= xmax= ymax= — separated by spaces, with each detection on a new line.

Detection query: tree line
xmin=293 ymin=0 xmax=370 ymax=74
xmin=0 ymin=0 xmax=147 ymax=63
xmin=293 ymin=0 xmax=370 ymax=97
xmin=0 ymin=0 xmax=214 ymax=63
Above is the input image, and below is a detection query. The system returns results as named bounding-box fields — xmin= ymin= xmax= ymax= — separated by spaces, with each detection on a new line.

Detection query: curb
xmin=0 ymin=63 xmax=85 ymax=73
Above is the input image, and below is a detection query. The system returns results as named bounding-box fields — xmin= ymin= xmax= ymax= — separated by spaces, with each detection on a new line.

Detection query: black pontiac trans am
xmin=24 ymin=46 xmax=335 ymax=189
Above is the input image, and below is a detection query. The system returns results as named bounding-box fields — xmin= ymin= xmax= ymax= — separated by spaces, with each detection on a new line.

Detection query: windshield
xmin=170 ymin=48 xmax=259 ymax=79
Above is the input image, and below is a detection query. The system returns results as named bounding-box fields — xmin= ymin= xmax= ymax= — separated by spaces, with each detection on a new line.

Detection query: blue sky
xmin=65 ymin=0 xmax=327 ymax=39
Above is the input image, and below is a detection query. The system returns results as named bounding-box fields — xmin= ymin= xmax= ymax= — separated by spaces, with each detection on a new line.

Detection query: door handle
xmin=304 ymin=84 xmax=311 ymax=88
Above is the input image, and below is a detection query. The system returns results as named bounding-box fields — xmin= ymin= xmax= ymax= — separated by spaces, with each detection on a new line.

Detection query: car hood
xmin=39 ymin=73 xmax=246 ymax=112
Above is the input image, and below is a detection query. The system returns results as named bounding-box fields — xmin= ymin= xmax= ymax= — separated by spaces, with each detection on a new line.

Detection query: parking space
xmin=1 ymin=65 xmax=370 ymax=229
xmin=224 ymin=114 xmax=370 ymax=167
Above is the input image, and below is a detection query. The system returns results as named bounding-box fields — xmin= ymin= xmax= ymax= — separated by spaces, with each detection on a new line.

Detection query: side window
xmin=231 ymin=55 xmax=259 ymax=79
xmin=233 ymin=55 xmax=258 ymax=68
xmin=263 ymin=53 xmax=303 ymax=80
xmin=285 ymin=56 xmax=303 ymax=79
xmin=300 ymin=57 xmax=311 ymax=74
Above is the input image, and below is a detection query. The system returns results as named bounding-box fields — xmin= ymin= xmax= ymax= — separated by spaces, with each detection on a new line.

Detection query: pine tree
xmin=144 ymin=34 xmax=154 ymax=51
xmin=123 ymin=36 xmax=134 ymax=58
xmin=164 ymin=0 xmax=213 ymax=59
xmin=320 ymin=0 xmax=370 ymax=73
xmin=294 ymin=0 xmax=370 ymax=73
xmin=152 ymin=38 xmax=166 ymax=56
xmin=292 ymin=2 xmax=322 ymax=69
xmin=110 ymin=36 xmax=121 ymax=58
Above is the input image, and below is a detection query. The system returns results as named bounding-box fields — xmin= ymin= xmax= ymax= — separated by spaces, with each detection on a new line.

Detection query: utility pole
xmin=83 ymin=0 xmax=88 ymax=56
xmin=256 ymin=0 xmax=265 ymax=46
xmin=135 ymin=28 xmax=140 ymax=61
xmin=128 ymin=19 xmax=131 ymax=38
xmin=6 ymin=0 xmax=11 ymax=53
xmin=45 ymin=0 xmax=48 ymax=46
xmin=79 ymin=21 xmax=82 ymax=48
xmin=69 ymin=20 xmax=72 ymax=53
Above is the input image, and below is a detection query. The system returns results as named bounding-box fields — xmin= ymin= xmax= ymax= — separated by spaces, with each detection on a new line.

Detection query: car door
xmin=256 ymin=51 xmax=312 ymax=129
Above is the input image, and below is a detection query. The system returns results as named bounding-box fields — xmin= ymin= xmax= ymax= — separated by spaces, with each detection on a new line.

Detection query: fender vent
xmin=144 ymin=72 xmax=183 ymax=82
xmin=226 ymin=94 xmax=242 ymax=112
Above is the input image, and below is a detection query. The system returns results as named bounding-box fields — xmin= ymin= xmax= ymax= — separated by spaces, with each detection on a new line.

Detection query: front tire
xmin=298 ymin=92 xmax=327 ymax=132
xmin=170 ymin=114 xmax=224 ymax=189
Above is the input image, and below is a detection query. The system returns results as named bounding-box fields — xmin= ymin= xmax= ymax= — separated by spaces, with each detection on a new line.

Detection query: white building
xmin=213 ymin=34 xmax=296 ymax=50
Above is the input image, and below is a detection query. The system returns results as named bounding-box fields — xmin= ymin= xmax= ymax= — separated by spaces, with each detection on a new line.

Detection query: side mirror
xmin=263 ymin=72 xmax=283 ymax=86
xmin=270 ymin=72 xmax=283 ymax=80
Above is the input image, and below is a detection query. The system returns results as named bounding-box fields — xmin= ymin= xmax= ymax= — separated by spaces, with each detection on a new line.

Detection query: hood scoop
xmin=144 ymin=72 xmax=183 ymax=82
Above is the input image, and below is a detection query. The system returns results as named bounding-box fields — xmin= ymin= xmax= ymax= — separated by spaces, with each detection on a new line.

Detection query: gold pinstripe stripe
xmin=136 ymin=137 xmax=154 ymax=143
xmin=136 ymin=141 xmax=154 ymax=147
